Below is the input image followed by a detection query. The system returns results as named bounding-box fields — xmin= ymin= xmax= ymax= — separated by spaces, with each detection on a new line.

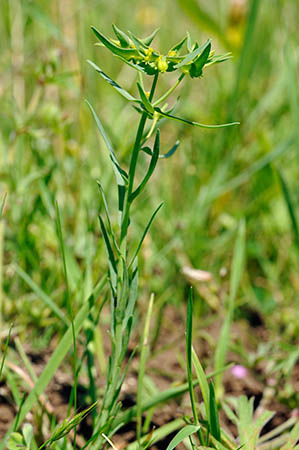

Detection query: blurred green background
xmin=1 ymin=0 xmax=298 ymax=349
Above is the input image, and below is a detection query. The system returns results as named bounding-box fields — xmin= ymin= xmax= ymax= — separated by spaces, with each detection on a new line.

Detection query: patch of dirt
xmin=0 ymin=304 xmax=297 ymax=448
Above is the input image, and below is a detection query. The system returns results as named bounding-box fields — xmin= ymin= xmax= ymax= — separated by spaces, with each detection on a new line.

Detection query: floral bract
xmin=92 ymin=25 xmax=231 ymax=78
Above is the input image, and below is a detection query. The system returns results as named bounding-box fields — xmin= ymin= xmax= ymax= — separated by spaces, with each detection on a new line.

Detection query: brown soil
xmin=0 ymin=305 xmax=297 ymax=448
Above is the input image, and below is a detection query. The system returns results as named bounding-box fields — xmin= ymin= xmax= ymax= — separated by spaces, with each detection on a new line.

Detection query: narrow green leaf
xmin=137 ymin=293 xmax=154 ymax=442
xmin=209 ymin=382 xmax=221 ymax=441
xmin=169 ymin=35 xmax=187 ymax=53
xmin=159 ymin=140 xmax=180 ymax=159
xmin=91 ymin=26 xmax=139 ymax=59
xmin=129 ymin=202 xmax=163 ymax=268
xmin=278 ymin=170 xmax=299 ymax=253
xmin=87 ymin=60 xmax=138 ymax=102
xmin=141 ymin=28 xmax=159 ymax=46
xmin=99 ymin=216 xmax=117 ymax=292
xmin=97 ymin=181 xmax=120 ymax=254
xmin=166 ymin=424 xmax=201 ymax=450
xmin=191 ymin=348 xmax=210 ymax=422
xmin=112 ymin=24 xmax=131 ymax=47
xmin=214 ymin=219 xmax=246 ymax=397
xmin=0 ymin=193 xmax=7 ymax=218
xmin=137 ymin=82 xmax=155 ymax=114
xmin=154 ymin=107 xmax=239 ymax=128
xmin=175 ymin=39 xmax=210 ymax=68
xmin=0 ymin=277 xmax=106 ymax=448
xmin=0 ymin=324 xmax=13 ymax=379
xmin=86 ymin=99 xmax=127 ymax=220
xmin=130 ymin=128 xmax=160 ymax=202
xmin=190 ymin=42 xmax=211 ymax=78
xmin=186 ymin=289 xmax=198 ymax=424
xmin=281 ymin=422 xmax=299 ymax=450
xmin=15 ymin=266 xmax=69 ymax=326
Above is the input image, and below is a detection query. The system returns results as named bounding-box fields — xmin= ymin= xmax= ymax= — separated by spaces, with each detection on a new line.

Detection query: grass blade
xmin=214 ymin=219 xmax=246 ymax=397
xmin=278 ymin=170 xmax=299 ymax=253
xmin=15 ymin=265 xmax=69 ymax=326
xmin=166 ymin=424 xmax=201 ymax=450
xmin=209 ymin=381 xmax=221 ymax=441
xmin=137 ymin=293 xmax=154 ymax=443
xmin=0 ymin=276 xmax=106 ymax=447
xmin=191 ymin=348 xmax=210 ymax=422
xmin=0 ymin=324 xmax=13 ymax=379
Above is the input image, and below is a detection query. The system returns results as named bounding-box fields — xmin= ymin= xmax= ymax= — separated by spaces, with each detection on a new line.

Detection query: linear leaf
xmin=99 ymin=216 xmax=117 ymax=292
xmin=278 ymin=170 xmax=299 ymax=253
xmin=137 ymin=82 xmax=154 ymax=114
xmin=130 ymin=129 xmax=160 ymax=202
xmin=166 ymin=424 xmax=201 ymax=450
xmin=87 ymin=60 xmax=138 ymax=103
xmin=0 ymin=193 xmax=7 ymax=218
xmin=186 ymin=289 xmax=199 ymax=425
xmin=192 ymin=347 xmax=210 ymax=422
xmin=209 ymin=381 xmax=221 ymax=441
xmin=154 ymin=107 xmax=239 ymax=129
xmin=0 ymin=276 xmax=107 ymax=448
xmin=15 ymin=265 xmax=69 ymax=326
xmin=159 ymin=140 xmax=180 ymax=159
xmin=112 ymin=24 xmax=131 ymax=47
xmin=128 ymin=203 xmax=163 ymax=268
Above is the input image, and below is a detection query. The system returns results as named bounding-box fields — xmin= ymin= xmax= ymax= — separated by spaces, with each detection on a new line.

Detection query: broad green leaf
xmin=97 ymin=181 xmax=120 ymax=254
xmin=154 ymin=107 xmax=239 ymax=129
xmin=129 ymin=128 xmax=160 ymax=202
xmin=87 ymin=60 xmax=138 ymax=102
xmin=166 ymin=424 xmax=201 ymax=450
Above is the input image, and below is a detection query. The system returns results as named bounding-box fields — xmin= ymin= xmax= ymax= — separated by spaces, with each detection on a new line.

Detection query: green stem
xmin=120 ymin=72 xmax=159 ymax=248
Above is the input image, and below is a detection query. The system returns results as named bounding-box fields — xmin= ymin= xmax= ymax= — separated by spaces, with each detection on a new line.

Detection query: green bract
xmin=91 ymin=25 xmax=231 ymax=78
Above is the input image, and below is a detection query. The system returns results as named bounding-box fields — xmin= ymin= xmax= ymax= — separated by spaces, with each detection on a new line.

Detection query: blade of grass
xmin=0 ymin=324 xmax=13 ymax=379
xmin=278 ymin=170 xmax=299 ymax=254
xmin=15 ymin=265 xmax=69 ymax=327
xmin=137 ymin=293 xmax=154 ymax=443
xmin=214 ymin=219 xmax=246 ymax=397
xmin=0 ymin=275 xmax=106 ymax=448
xmin=166 ymin=424 xmax=201 ymax=450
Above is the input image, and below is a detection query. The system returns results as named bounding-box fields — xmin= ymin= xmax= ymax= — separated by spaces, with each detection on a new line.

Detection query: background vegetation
xmin=0 ymin=0 xmax=298 ymax=448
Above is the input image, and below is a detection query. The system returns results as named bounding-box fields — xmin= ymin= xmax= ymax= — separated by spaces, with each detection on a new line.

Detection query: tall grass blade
xmin=0 ymin=193 xmax=6 ymax=218
xmin=0 ymin=276 xmax=106 ymax=448
xmin=208 ymin=381 xmax=221 ymax=441
xmin=214 ymin=219 xmax=246 ymax=396
xmin=278 ymin=171 xmax=299 ymax=253
xmin=15 ymin=265 xmax=69 ymax=326
xmin=0 ymin=323 xmax=13 ymax=379
xmin=137 ymin=293 xmax=154 ymax=443
xmin=186 ymin=288 xmax=198 ymax=425
xmin=191 ymin=348 xmax=210 ymax=422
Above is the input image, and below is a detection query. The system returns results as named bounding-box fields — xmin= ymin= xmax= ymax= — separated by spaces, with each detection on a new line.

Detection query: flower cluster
xmin=92 ymin=25 xmax=231 ymax=78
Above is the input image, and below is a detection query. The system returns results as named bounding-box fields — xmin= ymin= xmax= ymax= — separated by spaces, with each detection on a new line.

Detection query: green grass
xmin=0 ymin=0 xmax=298 ymax=449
